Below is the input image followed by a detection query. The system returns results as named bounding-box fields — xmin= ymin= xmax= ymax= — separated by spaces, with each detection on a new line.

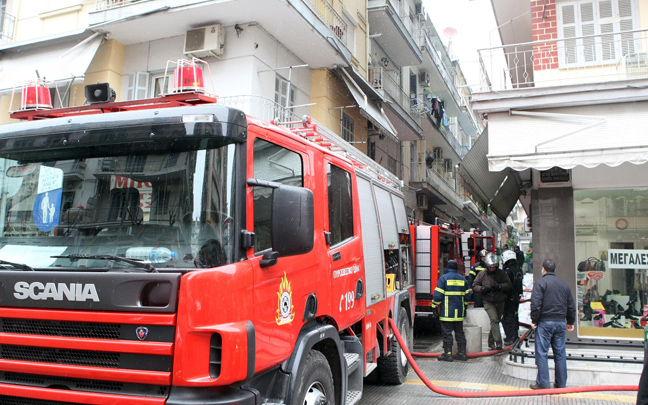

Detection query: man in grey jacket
xmin=529 ymin=259 xmax=576 ymax=390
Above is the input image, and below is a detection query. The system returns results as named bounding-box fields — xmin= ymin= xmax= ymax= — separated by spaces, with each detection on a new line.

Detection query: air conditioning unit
xmin=433 ymin=147 xmax=443 ymax=160
xmin=419 ymin=71 xmax=430 ymax=87
xmin=184 ymin=24 xmax=225 ymax=58
xmin=417 ymin=194 xmax=428 ymax=209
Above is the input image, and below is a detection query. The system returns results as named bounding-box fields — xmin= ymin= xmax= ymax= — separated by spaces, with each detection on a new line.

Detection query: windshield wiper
xmin=51 ymin=254 xmax=157 ymax=273
xmin=0 ymin=259 xmax=34 ymax=271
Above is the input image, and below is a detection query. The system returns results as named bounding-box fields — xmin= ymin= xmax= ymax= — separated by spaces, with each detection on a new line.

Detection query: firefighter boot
xmin=438 ymin=344 xmax=453 ymax=362
xmin=453 ymin=344 xmax=468 ymax=361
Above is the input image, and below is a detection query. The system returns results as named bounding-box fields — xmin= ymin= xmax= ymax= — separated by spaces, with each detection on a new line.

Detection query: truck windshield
xmin=0 ymin=146 xmax=236 ymax=270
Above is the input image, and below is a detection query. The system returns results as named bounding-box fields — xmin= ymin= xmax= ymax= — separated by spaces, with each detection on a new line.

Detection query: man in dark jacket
xmin=514 ymin=245 xmax=525 ymax=268
xmin=467 ymin=249 xmax=487 ymax=308
xmin=529 ymin=259 xmax=576 ymax=390
xmin=473 ymin=253 xmax=512 ymax=350
xmin=431 ymin=260 xmax=472 ymax=362
xmin=502 ymin=249 xmax=524 ymax=345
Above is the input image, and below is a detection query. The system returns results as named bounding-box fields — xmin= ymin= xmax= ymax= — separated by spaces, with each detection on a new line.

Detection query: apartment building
xmin=0 ymin=0 xmax=503 ymax=234
xmin=473 ymin=0 xmax=648 ymax=343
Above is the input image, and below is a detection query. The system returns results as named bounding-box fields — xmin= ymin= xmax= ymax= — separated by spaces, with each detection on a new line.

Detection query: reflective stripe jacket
xmin=431 ymin=268 xmax=472 ymax=322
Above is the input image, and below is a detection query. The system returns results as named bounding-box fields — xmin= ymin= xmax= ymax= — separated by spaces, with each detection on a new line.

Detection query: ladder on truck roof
xmin=273 ymin=116 xmax=403 ymax=192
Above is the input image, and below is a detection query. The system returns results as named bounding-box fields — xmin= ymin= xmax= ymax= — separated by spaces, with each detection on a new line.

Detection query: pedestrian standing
xmin=514 ymin=245 xmax=525 ymax=268
xmin=530 ymin=259 xmax=576 ymax=390
xmin=502 ymin=250 xmax=524 ymax=345
xmin=431 ymin=260 xmax=472 ymax=362
xmin=473 ymin=253 xmax=511 ymax=350
xmin=467 ymin=249 xmax=488 ymax=308
xmin=637 ymin=341 xmax=648 ymax=404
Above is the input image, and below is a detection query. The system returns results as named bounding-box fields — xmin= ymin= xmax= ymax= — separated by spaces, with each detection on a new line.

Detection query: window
xmin=253 ymin=139 xmax=303 ymax=252
xmin=151 ymin=74 xmax=172 ymax=98
xmin=327 ymin=164 xmax=353 ymax=246
xmin=126 ymin=155 xmax=146 ymax=172
xmin=558 ymin=0 xmax=637 ymax=67
xmin=274 ymin=75 xmax=295 ymax=108
xmin=341 ymin=112 xmax=354 ymax=143
xmin=127 ymin=72 xmax=150 ymax=100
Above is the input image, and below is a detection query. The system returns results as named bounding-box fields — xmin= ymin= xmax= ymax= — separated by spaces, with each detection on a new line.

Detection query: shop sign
xmin=540 ymin=167 xmax=570 ymax=183
xmin=608 ymin=249 xmax=648 ymax=269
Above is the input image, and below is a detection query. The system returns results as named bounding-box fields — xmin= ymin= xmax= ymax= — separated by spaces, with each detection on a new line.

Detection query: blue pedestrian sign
xmin=32 ymin=166 xmax=63 ymax=232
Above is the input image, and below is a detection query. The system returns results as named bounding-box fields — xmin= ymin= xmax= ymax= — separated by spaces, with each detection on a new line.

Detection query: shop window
xmin=574 ymin=188 xmax=647 ymax=339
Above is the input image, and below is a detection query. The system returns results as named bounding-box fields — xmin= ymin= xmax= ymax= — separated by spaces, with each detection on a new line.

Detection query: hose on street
xmin=388 ymin=317 xmax=639 ymax=397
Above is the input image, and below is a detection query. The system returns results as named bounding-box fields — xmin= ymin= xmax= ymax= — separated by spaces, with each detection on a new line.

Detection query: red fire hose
xmin=388 ymin=317 xmax=639 ymax=397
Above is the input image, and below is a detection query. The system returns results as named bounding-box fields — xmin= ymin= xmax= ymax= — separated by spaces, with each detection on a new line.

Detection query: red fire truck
xmin=413 ymin=219 xmax=465 ymax=319
xmin=462 ymin=229 xmax=496 ymax=268
xmin=0 ymin=84 xmax=416 ymax=404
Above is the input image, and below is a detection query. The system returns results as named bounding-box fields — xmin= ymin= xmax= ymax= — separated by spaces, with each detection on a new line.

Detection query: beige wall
xmin=11 ymin=0 xmax=94 ymax=43
xmin=310 ymin=68 xmax=368 ymax=154
xmin=84 ymin=39 xmax=125 ymax=102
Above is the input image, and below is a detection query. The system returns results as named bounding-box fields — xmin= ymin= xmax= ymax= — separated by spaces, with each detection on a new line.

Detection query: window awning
xmin=340 ymin=70 xmax=397 ymax=139
xmin=0 ymin=32 xmax=103 ymax=95
xmin=487 ymin=106 xmax=648 ymax=171
xmin=459 ymin=127 xmax=522 ymax=221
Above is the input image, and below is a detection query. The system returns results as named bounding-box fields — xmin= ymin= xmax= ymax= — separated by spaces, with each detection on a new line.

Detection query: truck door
xmin=249 ymin=135 xmax=322 ymax=371
xmin=325 ymin=160 xmax=364 ymax=328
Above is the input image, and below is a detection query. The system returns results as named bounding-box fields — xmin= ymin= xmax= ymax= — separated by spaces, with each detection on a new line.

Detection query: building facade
xmin=474 ymin=0 xmax=648 ymax=341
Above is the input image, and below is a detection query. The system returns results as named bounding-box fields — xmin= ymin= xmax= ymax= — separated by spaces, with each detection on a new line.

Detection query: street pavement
xmin=361 ymin=274 xmax=641 ymax=404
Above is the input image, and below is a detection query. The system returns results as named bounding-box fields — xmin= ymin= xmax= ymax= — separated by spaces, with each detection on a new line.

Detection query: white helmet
xmin=502 ymin=250 xmax=517 ymax=264
xmin=484 ymin=252 xmax=499 ymax=267
xmin=479 ymin=249 xmax=488 ymax=258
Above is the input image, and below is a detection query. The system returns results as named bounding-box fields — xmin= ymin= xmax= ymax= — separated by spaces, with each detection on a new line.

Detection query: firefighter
xmin=467 ymin=249 xmax=488 ymax=308
xmin=473 ymin=253 xmax=512 ymax=350
xmin=431 ymin=260 xmax=472 ymax=362
xmin=502 ymin=249 xmax=524 ymax=346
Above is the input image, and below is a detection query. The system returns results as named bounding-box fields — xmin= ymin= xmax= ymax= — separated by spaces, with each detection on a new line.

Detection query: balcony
xmin=369 ymin=67 xmax=421 ymax=125
xmin=89 ymin=0 xmax=351 ymax=69
xmin=477 ymin=28 xmax=648 ymax=92
xmin=0 ymin=8 xmax=15 ymax=41
xmin=368 ymin=0 xmax=422 ymax=66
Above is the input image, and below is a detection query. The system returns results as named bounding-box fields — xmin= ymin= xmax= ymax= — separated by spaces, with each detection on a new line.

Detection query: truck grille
xmin=1 ymin=319 xmax=120 ymax=339
xmin=0 ymin=309 xmax=175 ymax=404
xmin=0 ymin=396 xmax=86 ymax=405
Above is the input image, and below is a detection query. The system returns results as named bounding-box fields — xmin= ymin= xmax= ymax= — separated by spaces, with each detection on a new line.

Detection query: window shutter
xmin=126 ymin=72 xmax=150 ymax=101
xmin=560 ymin=4 xmax=578 ymax=64
xmin=618 ymin=0 xmax=635 ymax=55
xmin=580 ymin=3 xmax=596 ymax=62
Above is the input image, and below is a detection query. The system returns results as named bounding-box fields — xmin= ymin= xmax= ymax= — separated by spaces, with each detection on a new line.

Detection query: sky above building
xmin=422 ymin=0 xmax=502 ymax=89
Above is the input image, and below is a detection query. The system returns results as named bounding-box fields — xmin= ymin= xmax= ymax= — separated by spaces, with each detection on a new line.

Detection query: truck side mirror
xmin=271 ymin=184 xmax=314 ymax=257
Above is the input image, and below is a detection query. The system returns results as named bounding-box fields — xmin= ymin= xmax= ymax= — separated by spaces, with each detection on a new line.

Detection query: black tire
xmin=378 ymin=307 xmax=413 ymax=384
xmin=292 ymin=350 xmax=336 ymax=405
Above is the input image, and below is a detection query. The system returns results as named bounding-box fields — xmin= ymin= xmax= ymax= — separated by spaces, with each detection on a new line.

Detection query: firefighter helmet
xmin=479 ymin=249 xmax=488 ymax=258
xmin=502 ymin=249 xmax=517 ymax=265
xmin=484 ymin=252 xmax=499 ymax=268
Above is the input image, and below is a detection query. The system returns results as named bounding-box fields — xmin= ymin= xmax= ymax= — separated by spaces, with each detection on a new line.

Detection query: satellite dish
xmin=443 ymin=27 xmax=458 ymax=39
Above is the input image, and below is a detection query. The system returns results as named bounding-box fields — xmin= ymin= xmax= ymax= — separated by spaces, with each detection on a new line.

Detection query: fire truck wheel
xmin=378 ymin=307 xmax=412 ymax=384
xmin=292 ymin=349 xmax=335 ymax=405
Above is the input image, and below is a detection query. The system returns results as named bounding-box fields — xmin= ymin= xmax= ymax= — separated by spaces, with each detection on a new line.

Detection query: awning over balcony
xmin=487 ymin=104 xmax=648 ymax=171
xmin=0 ymin=31 xmax=103 ymax=95
xmin=459 ymin=127 xmax=521 ymax=221
xmin=341 ymin=70 xmax=397 ymax=139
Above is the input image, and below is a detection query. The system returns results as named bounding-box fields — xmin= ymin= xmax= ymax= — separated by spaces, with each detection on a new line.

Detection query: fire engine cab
xmin=0 ymin=73 xmax=415 ymax=405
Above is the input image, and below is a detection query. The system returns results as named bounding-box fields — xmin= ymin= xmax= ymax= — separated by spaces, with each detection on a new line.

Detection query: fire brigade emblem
xmin=136 ymin=326 xmax=149 ymax=341
xmin=276 ymin=273 xmax=295 ymax=325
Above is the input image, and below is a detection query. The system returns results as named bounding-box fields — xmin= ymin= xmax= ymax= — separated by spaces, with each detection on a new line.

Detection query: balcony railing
xmin=369 ymin=67 xmax=420 ymax=123
xmin=0 ymin=9 xmax=16 ymax=41
xmin=95 ymin=0 xmax=148 ymax=10
xmin=477 ymin=28 xmax=648 ymax=92
xmin=303 ymin=0 xmax=347 ymax=46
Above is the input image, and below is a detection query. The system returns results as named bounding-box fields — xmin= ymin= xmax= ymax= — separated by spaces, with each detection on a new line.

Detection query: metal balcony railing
xmin=95 ymin=0 xmax=149 ymax=10
xmin=303 ymin=0 xmax=347 ymax=46
xmin=369 ymin=67 xmax=420 ymax=124
xmin=477 ymin=28 xmax=648 ymax=92
xmin=0 ymin=8 xmax=15 ymax=41
xmin=217 ymin=95 xmax=302 ymax=124
xmin=388 ymin=0 xmax=421 ymax=44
